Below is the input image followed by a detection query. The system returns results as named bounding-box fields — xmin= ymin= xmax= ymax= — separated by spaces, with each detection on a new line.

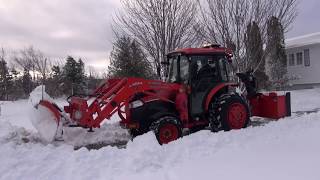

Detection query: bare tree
xmin=12 ymin=48 xmax=33 ymax=76
xmin=87 ymin=65 xmax=99 ymax=79
xmin=197 ymin=0 xmax=298 ymax=72
xmin=0 ymin=48 xmax=5 ymax=62
xmin=12 ymin=46 xmax=52 ymax=82
xmin=271 ymin=0 xmax=299 ymax=32
xmin=114 ymin=0 xmax=200 ymax=78
xmin=33 ymin=54 xmax=50 ymax=83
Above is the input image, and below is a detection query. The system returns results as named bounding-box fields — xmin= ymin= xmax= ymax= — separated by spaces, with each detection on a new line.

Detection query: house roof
xmin=286 ymin=32 xmax=320 ymax=49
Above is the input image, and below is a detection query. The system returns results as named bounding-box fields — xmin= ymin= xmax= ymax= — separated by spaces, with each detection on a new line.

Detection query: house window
xmin=289 ymin=54 xmax=295 ymax=66
xmin=296 ymin=52 xmax=303 ymax=65
xmin=304 ymin=49 xmax=310 ymax=66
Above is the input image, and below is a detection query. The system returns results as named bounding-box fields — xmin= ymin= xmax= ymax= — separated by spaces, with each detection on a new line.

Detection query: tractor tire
xmin=150 ymin=116 xmax=182 ymax=145
xmin=209 ymin=94 xmax=250 ymax=132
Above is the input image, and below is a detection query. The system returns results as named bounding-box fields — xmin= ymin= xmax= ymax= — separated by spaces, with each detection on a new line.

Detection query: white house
xmin=286 ymin=32 xmax=320 ymax=89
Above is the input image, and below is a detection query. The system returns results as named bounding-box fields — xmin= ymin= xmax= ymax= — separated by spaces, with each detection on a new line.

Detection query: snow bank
xmin=29 ymin=85 xmax=54 ymax=107
xmin=0 ymin=100 xmax=35 ymax=130
xmin=63 ymin=123 xmax=130 ymax=149
xmin=290 ymin=88 xmax=320 ymax=112
xmin=1 ymin=88 xmax=320 ymax=179
xmin=0 ymin=122 xmax=43 ymax=145
xmin=1 ymin=111 xmax=320 ymax=180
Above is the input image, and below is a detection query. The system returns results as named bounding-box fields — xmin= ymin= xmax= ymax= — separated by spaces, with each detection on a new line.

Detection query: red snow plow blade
xmin=31 ymin=100 xmax=62 ymax=142
xmin=38 ymin=100 xmax=62 ymax=124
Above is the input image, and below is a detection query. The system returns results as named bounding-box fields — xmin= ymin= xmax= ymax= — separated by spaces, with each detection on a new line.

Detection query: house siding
xmin=286 ymin=43 xmax=320 ymax=88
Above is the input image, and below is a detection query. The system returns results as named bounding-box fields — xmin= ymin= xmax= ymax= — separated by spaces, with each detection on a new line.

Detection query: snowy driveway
xmin=1 ymin=88 xmax=320 ymax=180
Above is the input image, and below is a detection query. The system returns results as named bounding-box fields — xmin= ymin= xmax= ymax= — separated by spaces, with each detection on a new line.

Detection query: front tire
xmin=151 ymin=116 xmax=182 ymax=145
xmin=209 ymin=94 xmax=250 ymax=131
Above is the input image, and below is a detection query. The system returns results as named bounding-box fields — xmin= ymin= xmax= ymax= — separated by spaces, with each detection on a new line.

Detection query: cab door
xmin=190 ymin=56 xmax=221 ymax=117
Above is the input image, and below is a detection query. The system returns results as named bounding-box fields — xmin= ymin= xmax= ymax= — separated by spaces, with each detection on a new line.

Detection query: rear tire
xmin=209 ymin=94 xmax=250 ymax=131
xmin=151 ymin=116 xmax=182 ymax=145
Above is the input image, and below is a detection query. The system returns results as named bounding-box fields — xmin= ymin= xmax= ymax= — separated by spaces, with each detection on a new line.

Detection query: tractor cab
xmin=166 ymin=45 xmax=234 ymax=84
xmin=166 ymin=45 xmax=235 ymax=117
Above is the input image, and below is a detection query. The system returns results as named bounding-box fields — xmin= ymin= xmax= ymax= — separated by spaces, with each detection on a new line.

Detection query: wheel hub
xmin=163 ymin=129 xmax=172 ymax=138
xmin=159 ymin=124 xmax=178 ymax=144
xmin=227 ymin=103 xmax=247 ymax=129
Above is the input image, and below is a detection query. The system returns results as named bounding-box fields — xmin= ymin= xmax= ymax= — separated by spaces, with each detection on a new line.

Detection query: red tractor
xmin=36 ymin=44 xmax=291 ymax=145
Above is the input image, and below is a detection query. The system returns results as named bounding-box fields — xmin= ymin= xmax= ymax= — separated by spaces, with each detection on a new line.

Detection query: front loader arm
xmin=66 ymin=78 xmax=180 ymax=129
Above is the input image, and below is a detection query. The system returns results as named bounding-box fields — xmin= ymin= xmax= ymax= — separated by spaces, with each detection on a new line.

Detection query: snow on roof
xmin=286 ymin=32 xmax=320 ymax=49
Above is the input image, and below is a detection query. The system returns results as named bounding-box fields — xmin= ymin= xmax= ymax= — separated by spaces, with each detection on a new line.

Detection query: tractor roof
xmin=167 ymin=45 xmax=233 ymax=57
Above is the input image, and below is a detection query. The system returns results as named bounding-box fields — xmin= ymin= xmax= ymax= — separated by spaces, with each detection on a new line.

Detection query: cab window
xmin=168 ymin=56 xmax=178 ymax=83
xmin=219 ymin=58 xmax=228 ymax=81
xmin=190 ymin=56 xmax=219 ymax=81
xmin=225 ymin=60 xmax=235 ymax=82
xmin=180 ymin=56 xmax=189 ymax=84
xmin=167 ymin=55 xmax=189 ymax=83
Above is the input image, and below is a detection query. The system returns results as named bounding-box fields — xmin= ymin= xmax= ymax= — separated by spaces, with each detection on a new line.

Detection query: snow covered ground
xmin=0 ymin=88 xmax=320 ymax=180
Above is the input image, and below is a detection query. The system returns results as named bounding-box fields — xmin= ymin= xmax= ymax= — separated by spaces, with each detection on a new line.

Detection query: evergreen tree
xmin=245 ymin=21 xmax=269 ymax=90
xmin=10 ymin=68 xmax=24 ymax=100
xmin=108 ymin=36 xmax=154 ymax=79
xmin=62 ymin=56 xmax=86 ymax=95
xmin=52 ymin=65 xmax=61 ymax=79
xmin=0 ymin=60 xmax=13 ymax=100
xmin=266 ymin=16 xmax=288 ymax=90
xmin=75 ymin=59 xmax=86 ymax=93
xmin=63 ymin=56 xmax=78 ymax=95
xmin=46 ymin=65 xmax=63 ymax=97
xmin=22 ymin=68 xmax=33 ymax=96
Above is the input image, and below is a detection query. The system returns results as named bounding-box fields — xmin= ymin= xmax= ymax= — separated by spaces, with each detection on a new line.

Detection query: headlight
xmin=129 ymin=100 xmax=144 ymax=109
xmin=74 ymin=110 xmax=83 ymax=120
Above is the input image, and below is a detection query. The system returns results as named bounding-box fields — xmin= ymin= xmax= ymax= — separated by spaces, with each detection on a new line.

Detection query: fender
xmin=204 ymin=83 xmax=238 ymax=111
xmin=130 ymin=100 xmax=178 ymax=132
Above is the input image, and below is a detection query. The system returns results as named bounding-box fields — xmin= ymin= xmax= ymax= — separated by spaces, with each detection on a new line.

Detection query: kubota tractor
xmin=35 ymin=44 xmax=291 ymax=145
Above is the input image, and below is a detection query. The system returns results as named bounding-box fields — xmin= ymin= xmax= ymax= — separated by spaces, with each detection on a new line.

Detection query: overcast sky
xmin=287 ymin=0 xmax=320 ymax=38
xmin=0 ymin=0 xmax=319 ymax=72
xmin=0 ymin=0 xmax=120 ymax=72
